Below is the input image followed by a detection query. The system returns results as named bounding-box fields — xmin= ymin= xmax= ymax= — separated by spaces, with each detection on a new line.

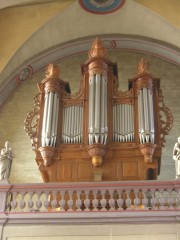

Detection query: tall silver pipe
xmin=113 ymin=105 xmax=115 ymax=141
xmin=67 ymin=106 xmax=71 ymax=143
xmin=143 ymin=88 xmax=150 ymax=143
xmin=80 ymin=106 xmax=83 ymax=143
xmin=89 ymin=75 xmax=95 ymax=144
xmin=94 ymin=74 xmax=101 ymax=143
xmin=104 ymin=76 xmax=108 ymax=144
xmin=50 ymin=93 xmax=57 ymax=146
xmin=130 ymin=104 xmax=134 ymax=141
xmin=45 ymin=91 xmax=54 ymax=146
xmin=53 ymin=95 xmax=59 ymax=146
xmin=147 ymin=89 xmax=155 ymax=143
xmin=117 ymin=104 xmax=120 ymax=141
xmin=41 ymin=92 xmax=49 ymax=146
xmin=101 ymin=76 xmax=105 ymax=144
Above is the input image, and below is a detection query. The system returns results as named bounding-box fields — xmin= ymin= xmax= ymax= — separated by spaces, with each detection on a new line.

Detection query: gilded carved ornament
xmin=137 ymin=58 xmax=151 ymax=75
xmin=24 ymin=94 xmax=40 ymax=150
xmin=158 ymin=89 xmax=173 ymax=146
xmin=70 ymin=76 xmax=85 ymax=99
xmin=113 ymin=76 xmax=133 ymax=98
xmin=45 ymin=63 xmax=60 ymax=79
xmin=88 ymin=38 xmax=108 ymax=59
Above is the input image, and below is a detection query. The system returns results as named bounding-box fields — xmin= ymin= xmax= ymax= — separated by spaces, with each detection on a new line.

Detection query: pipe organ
xmin=25 ymin=38 xmax=173 ymax=182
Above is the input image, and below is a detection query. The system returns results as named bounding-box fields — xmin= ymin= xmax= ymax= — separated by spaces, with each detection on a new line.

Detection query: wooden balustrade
xmin=1 ymin=180 xmax=180 ymax=214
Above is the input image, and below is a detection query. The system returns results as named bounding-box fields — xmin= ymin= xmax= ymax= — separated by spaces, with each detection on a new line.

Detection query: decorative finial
xmin=88 ymin=38 xmax=108 ymax=58
xmin=137 ymin=58 xmax=150 ymax=75
xmin=45 ymin=63 xmax=60 ymax=78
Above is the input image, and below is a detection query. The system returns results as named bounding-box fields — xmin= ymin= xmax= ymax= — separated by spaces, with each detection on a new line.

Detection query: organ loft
xmin=25 ymin=38 xmax=173 ymax=183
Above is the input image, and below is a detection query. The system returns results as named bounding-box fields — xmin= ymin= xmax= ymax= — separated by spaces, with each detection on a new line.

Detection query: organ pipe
xmin=62 ymin=105 xmax=83 ymax=144
xmin=88 ymin=74 xmax=108 ymax=145
xmin=112 ymin=103 xmax=135 ymax=143
xmin=138 ymin=88 xmax=155 ymax=144
xmin=41 ymin=92 xmax=59 ymax=147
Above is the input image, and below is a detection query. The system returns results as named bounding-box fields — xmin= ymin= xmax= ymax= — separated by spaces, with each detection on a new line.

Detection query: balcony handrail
xmin=0 ymin=179 xmax=180 ymax=225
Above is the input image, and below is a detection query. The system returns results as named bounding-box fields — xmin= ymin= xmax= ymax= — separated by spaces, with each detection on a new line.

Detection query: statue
xmin=173 ymin=137 xmax=180 ymax=179
xmin=0 ymin=141 xmax=15 ymax=180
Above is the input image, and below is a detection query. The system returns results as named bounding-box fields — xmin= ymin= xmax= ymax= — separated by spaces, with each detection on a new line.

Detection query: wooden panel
xmin=57 ymin=162 xmax=76 ymax=181
xmin=122 ymin=161 xmax=139 ymax=178
xmin=77 ymin=161 xmax=93 ymax=181
xmin=102 ymin=161 xmax=118 ymax=180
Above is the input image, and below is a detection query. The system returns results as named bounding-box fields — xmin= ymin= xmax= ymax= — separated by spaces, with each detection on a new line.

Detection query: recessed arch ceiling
xmin=0 ymin=0 xmax=179 ymax=109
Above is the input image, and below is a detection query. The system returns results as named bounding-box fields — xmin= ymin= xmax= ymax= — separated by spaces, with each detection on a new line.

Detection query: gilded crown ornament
xmin=88 ymin=38 xmax=108 ymax=58
xmin=45 ymin=63 xmax=60 ymax=78
xmin=137 ymin=58 xmax=151 ymax=75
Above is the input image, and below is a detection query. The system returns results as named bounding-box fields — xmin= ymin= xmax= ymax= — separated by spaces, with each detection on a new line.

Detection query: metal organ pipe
xmin=138 ymin=88 xmax=155 ymax=144
xmin=62 ymin=104 xmax=83 ymax=144
xmin=94 ymin=74 xmax=101 ymax=143
xmin=41 ymin=91 xmax=60 ymax=147
xmin=88 ymin=74 xmax=108 ymax=145
xmin=112 ymin=103 xmax=134 ymax=142
xmin=41 ymin=92 xmax=49 ymax=147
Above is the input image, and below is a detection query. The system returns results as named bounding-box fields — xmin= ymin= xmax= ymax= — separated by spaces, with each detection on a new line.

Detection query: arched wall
xmin=0 ymin=0 xmax=179 ymax=108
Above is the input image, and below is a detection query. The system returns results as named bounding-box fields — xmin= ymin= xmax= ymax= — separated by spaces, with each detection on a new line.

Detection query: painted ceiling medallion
xmin=79 ymin=0 xmax=125 ymax=14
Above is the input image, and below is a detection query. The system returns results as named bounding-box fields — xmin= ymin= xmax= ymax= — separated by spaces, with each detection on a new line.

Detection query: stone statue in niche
xmin=173 ymin=137 xmax=180 ymax=179
xmin=0 ymin=141 xmax=15 ymax=180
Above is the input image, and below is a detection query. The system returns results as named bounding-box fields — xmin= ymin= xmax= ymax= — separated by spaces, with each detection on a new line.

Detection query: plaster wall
xmin=1 ymin=223 xmax=179 ymax=240
xmin=0 ymin=0 xmax=180 ymax=89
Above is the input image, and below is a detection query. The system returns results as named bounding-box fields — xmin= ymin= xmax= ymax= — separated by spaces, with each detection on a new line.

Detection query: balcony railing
xmin=1 ymin=179 xmax=180 ymax=224
xmin=0 ymin=180 xmax=180 ymax=213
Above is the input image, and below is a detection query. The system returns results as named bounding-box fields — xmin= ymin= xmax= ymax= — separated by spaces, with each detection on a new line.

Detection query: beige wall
xmin=0 ymin=0 xmax=180 ymax=90
xmin=2 ymin=223 xmax=179 ymax=240
xmin=0 ymin=1 xmax=74 ymax=71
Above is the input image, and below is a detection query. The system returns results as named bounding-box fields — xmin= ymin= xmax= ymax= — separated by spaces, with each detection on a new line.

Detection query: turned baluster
xmin=76 ymin=191 xmax=82 ymax=211
xmin=10 ymin=192 xmax=18 ymax=212
xmin=125 ymin=190 xmax=132 ymax=210
xmin=19 ymin=192 xmax=26 ymax=211
xmin=67 ymin=191 xmax=74 ymax=211
xmin=84 ymin=190 xmax=90 ymax=211
xmin=27 ymin=191 xmax=34 ymax=211
xmin=141 ymin=189 xmax=149 ymax=210
xmin=92 ymin=190 xmax=99 ymax=211
xmin=108 ymin=190 xmax=115 ymax=211
xmin=133 ymin=190 xmax=141 ymax=209
xmin=51 ymin=191 xmax=58 ymax=210
xmin=59 ymin=191 xmax=66 ymax=211
xmin=36 ymin=192 xmax=42 ymax=211
xmin=159 ymin=189 xmax=167 ymax=210
xmin=100 ymin=190 xmax=107 ymax=211
xmin=150 ymin=189 xmax=158 ymax=209
xmin=44 ymin=191 xmax=50 ymax=210
xmin=117 ymin=190 xmax=124 ymax=211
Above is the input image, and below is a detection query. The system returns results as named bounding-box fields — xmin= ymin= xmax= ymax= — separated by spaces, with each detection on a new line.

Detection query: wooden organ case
xmin=25 ymin=38 xmax=173 ymax=183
